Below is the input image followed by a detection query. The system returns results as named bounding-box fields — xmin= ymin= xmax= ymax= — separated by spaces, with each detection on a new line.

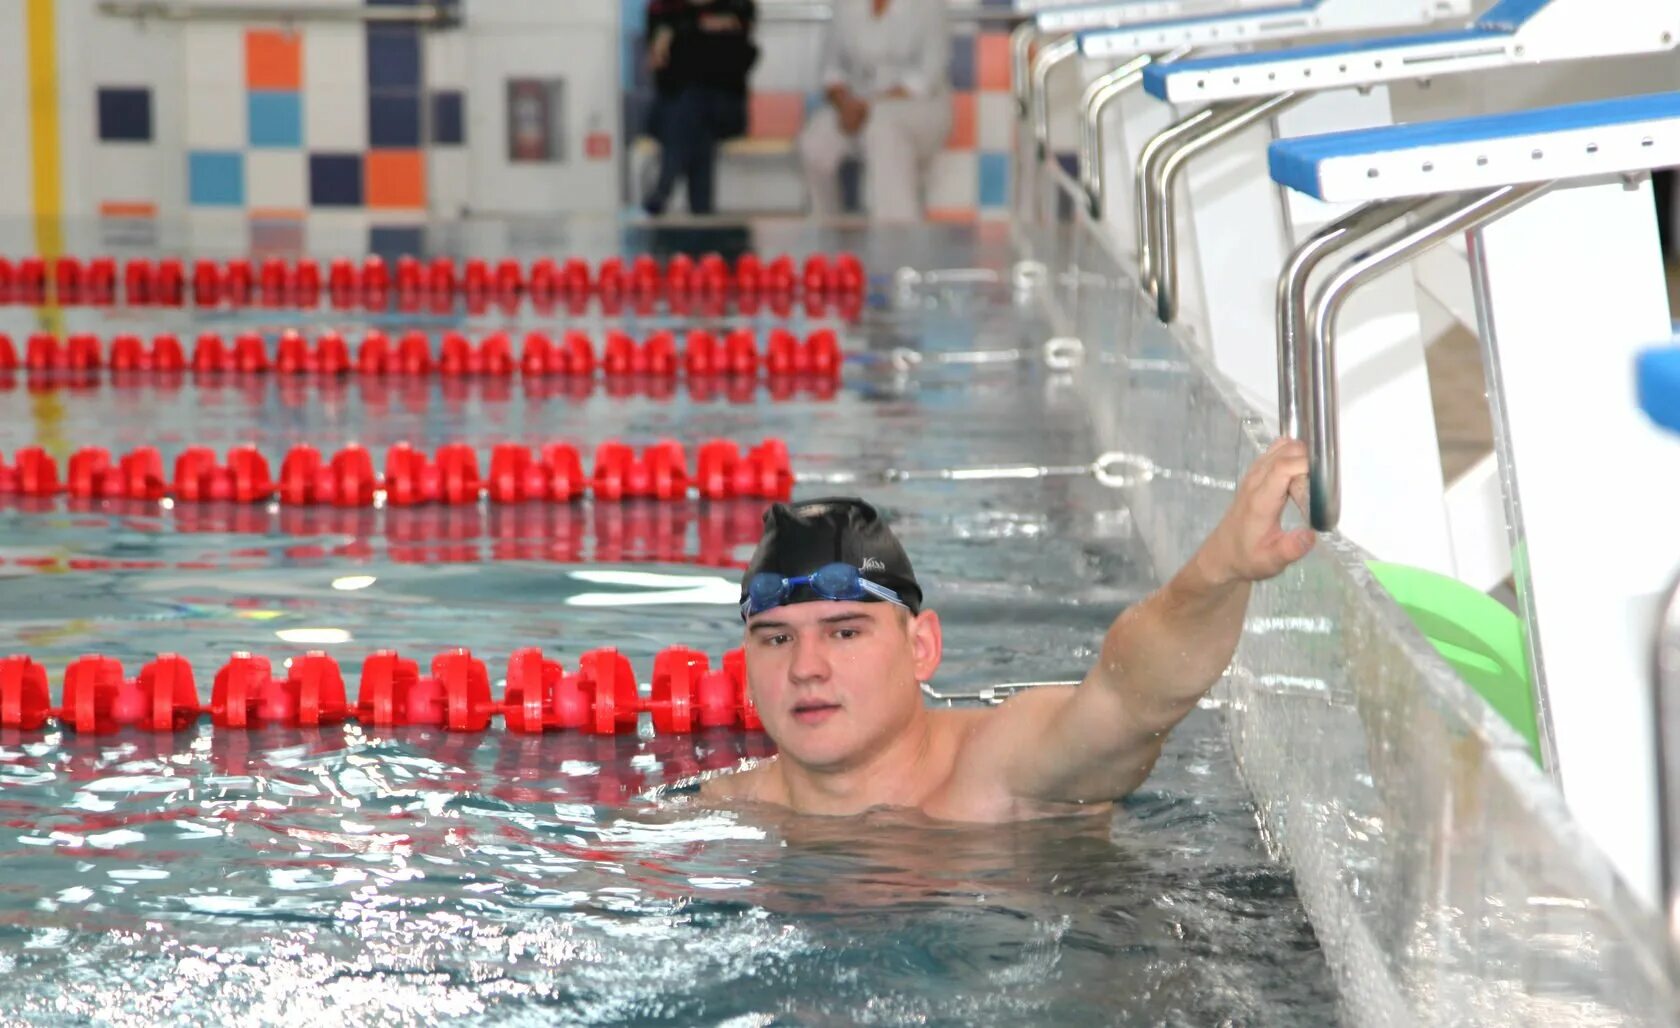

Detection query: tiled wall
xmin=172 ymin=19 xmax=465 ymax=252
xmin=622 ymin=0 xmax=1019 ymax=219
xmin=4 ymin=0 xmax=1016 ymax=253
xmin=10 ymin=1 xmax=618 ymax=258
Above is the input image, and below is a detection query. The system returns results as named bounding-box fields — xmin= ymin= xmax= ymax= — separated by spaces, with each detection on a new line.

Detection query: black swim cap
xmin=741 ymin=498 xmax=923 ymax=616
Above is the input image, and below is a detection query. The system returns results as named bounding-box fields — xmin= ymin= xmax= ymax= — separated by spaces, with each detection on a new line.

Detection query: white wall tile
xmin=306 ymin=211 xmax=371 ymax=256
xmin=246 ymin=150 xmax=306 ymax=210
xmin=428 ymin=149 xmax=470 ymax=218
xmin=425 ymin=29 xmax=467 ymax=90
xmin=184 ymin=82 xmax=246 ymax=150
xmin=0 ymin=6 xmax=29 ymax=217
xmin=305 ymin=80 xmax=366 ymax=149
xmin=977 ymin=93 xmax=1013 ymax=152
xmin=92 ymin=143 xmax=168 ymax=204
xmin=303 ymin=23 xmax=364 ymax=88
xmin=183 ymin=24 xmax=243 ymax=86
xmin=925 ymin=152 xmax=977 ymax=211
xmin=186 ymin=208 xmax=249 ymax=252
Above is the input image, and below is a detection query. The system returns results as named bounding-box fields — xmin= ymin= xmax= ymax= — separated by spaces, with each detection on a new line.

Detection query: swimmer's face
xmin=744 ymin=600 xmax=942 ymax=772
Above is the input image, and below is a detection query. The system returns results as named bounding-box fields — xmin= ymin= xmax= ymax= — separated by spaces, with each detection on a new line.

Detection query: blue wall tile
xmin=369 ymin=92 xmax=421 ymax=147
xmin=431 ymin=90 xmax=464 ymax=145
xmin=948 ymin=31 xmax=977 ymax=92
xmin=309 ymin=153 xmax=363 ymax=206
xmin=370 ymin=225 xmax=426 ymax=263
xmin=98 ymin=87 xmax=152 ymax=142
xmin=248 ymin=90 xmax=303 ymax=147
xmin=367 ymin=26 xmax=421 ymax=91
xmin=189 ymin=151 xmax=244 ymax=205
xmin=979 ymin=151 xmax=1009 ymax=207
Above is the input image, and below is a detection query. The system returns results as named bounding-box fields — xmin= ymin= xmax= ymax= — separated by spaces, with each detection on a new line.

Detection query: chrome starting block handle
xmin=1032 ymin=35 xmax=1082 ymax=160
xmin=1299 ymin=184 xmax=1546 ymax=529
xmin=1270 ymin=91 xmax=1680 ymax=528
xmin=1079 ymin=47 xmax=1194 ymax=220
xmin=1079 ymin=54 xmax=1157 ymax=218
xmin=1012 ymin=21 xmax=1037 ymax=120
xmin=1274 ymin=196 xmax=1432 ymax=439
xmin=1147 ymin=92 xmax=1303 ymax=322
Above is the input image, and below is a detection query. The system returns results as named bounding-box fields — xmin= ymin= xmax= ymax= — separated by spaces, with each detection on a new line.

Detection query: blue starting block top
xmin=1140 ymin=0 xmax=1554 ymax=103
xmin=1267 ymin=91 xmax=1680 ymax=202
xmin=1640 ymin=346 xmax=1680 ymax=435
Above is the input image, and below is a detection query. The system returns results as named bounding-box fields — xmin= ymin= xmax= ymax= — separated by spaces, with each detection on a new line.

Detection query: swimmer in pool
xmin=701 ymin=438 xmax=1316 ymax=821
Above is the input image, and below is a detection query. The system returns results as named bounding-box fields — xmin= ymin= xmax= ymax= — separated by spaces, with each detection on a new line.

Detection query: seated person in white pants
xmin=798 ymin=0 xmax=952 ymax=222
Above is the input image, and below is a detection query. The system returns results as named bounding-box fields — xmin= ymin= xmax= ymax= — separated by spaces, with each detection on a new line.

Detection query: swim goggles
xmin=741 ymin=562 xmax=908 ymax=620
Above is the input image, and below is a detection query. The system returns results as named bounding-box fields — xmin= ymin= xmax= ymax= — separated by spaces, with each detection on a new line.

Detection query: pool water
xmin=0 ymin=222 xmax=1338 ymax=1025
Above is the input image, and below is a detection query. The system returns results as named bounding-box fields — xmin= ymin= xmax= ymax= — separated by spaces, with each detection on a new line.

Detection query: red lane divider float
xmin=0 ymin=368 xmax=840 ymax=405
xmin=0 ymin=327 xmax=843 ymax=382
xmin=0 ymin=252 xmax=865 ymax=311
xmin=0 ymin=496 xmax=768 ymax=570
xmin=0 ymin=645 xmax=761 ymax=736
xmin=0 ymin=439 xmax=793 ymax=505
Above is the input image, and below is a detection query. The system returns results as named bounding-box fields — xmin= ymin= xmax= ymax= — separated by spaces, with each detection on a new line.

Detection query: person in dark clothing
xmin=643 ymin=0 xmax=759 ymax=217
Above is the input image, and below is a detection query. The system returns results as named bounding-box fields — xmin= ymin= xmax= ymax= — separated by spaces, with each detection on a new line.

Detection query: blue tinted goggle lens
xmin=743 ymin=563 xmax=903 ymax=618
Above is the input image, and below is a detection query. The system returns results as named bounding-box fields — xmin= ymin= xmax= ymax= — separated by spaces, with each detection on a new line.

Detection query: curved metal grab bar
xmin=1032 ymin=35 xmax=1081 ymax=161
xmin=1150 ymin=92 xmax=1303 ymax=324
xmin=1079 ymin=55 xmax=1156 ymax=219
xmin=1133 ymin=107 xmax=1219 ymax=302
xmin=1274 ymin=196 xmax=1438 ymax=439
xmin=1012 ymin=22 xmax=1039 ymax=121
xmin=1657 ymin=571 xmax=1680 ymax=947
xmin=1079 ymin=46 xmax=1195 ymax=222
xmin=1302 ymin=183 xmax=1550 ymax=530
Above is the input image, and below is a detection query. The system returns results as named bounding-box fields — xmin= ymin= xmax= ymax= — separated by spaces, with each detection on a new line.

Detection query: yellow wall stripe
xmin=26 ymin=0 xmax=63 ymax=266
xmin=25 ymin=0 xmax=66 ymax=447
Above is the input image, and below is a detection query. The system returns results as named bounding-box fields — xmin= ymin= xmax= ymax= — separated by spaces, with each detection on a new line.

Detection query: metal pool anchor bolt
xmin=1042 ymin=337 xmax=1085 ymax=371
xmin=1011 ymin=260 xmax=1048 ymax=302
xmin=888 ymin=347 xmax=924 ymax=374
xmin=1090 ymin=451 xmax=1157 ymax=489
xmin=893 ymin=266 xmax=924 ymax=307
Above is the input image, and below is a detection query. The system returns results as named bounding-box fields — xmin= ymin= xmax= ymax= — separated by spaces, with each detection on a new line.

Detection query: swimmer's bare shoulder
xmin=699 ymin=757 xmax=778 ymax=804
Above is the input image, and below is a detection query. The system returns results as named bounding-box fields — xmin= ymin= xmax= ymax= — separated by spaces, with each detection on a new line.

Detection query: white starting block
xmin=1110 ymin=0 xmax=1679 ymax=591
xmin=1268 ymin=90 xmax=1680 ymax=911
xmin=1012 ymin=0 xmax=1473 ymax=223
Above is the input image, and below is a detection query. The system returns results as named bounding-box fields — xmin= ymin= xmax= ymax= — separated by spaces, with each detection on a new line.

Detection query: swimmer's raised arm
xmin=956 ymin=440 xmax=1316 ymax=810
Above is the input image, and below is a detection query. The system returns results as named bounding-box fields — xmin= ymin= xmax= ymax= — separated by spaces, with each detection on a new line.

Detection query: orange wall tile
xmin=946 ymin=92 xmax=976 ymax=149
xmin=246 ymin=30 xmax=301 ymax=90
xmin=926 ymin=206 xmax=977 ymax=223
xmin=99 ymin=201 xmax=156 ymax=218
xmin=365 ymin=150 xmax=426 ymax=209
xmin=976 ymin=32 xmax=1012 ymax=92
